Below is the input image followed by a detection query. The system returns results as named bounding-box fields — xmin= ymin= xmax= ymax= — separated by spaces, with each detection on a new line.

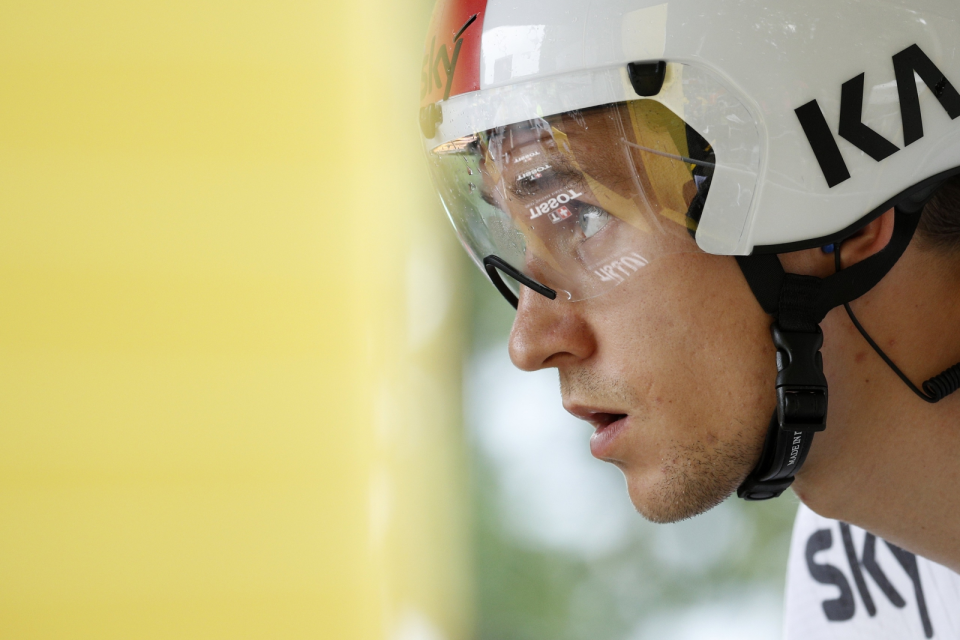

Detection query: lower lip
xmin=589 ymin=416 xmax=629 ymax=459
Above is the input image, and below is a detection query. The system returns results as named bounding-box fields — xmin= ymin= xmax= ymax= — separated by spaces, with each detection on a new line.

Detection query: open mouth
xmin=590 ymin=413 xmax=628 ymax=430
xmin=564 ymin=404 xmax=631 ymax=459
xmin=563 ymin=404 xmax=629 ymax=431
xmin=588 ymin=414 xmax=630 ymax=459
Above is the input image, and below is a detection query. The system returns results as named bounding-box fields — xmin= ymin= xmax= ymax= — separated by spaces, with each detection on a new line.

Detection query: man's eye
xmin=578 ymin=205 xmax=610 ymax=238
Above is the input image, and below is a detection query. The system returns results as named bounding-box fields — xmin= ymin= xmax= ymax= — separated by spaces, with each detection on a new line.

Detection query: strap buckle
xmin=737 ymin=474 xmax=795 ymax=501
xmin=737 ymin=412 xmax=814 ymax=501
xmin=771 ymin=324 xmax=828 ymax=433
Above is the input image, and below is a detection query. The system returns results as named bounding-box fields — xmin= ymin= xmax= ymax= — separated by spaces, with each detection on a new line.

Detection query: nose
xmin=508 ymin=285 xmax=596 ymax=371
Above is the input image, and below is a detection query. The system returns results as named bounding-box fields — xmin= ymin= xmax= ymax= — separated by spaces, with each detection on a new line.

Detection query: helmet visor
xmin=427 ymin=98 xmax=717 ymax=302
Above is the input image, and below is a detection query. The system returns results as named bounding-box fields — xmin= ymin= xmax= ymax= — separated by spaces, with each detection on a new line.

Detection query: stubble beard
xmin=560 ymin=367 xmax=759 ymax=524
xmin=635 ymin=432 xmax=756 ymax=523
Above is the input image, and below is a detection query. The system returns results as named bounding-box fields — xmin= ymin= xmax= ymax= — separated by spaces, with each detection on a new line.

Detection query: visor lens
xmin=428 ymin=99 xmax=715 ymax=301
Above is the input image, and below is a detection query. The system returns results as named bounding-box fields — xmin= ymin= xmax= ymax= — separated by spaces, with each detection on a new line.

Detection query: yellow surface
xmin=0 ymin=1 xmax=471 ymax=638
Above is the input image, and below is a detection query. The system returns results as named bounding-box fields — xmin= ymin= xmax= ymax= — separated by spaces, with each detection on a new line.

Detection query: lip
xmin=589 ymin=415 xmax=630 ymax=460
xmin=565 ymin=404 xmax=631 ymax=460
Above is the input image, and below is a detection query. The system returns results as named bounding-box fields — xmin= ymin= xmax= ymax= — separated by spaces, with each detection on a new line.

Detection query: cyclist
xmin=420 ymin=0 xmax=960 ymax=635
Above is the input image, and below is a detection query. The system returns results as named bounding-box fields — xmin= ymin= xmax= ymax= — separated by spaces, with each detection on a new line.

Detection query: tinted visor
xmin=428 ymin=99 xmax=715 ymax=302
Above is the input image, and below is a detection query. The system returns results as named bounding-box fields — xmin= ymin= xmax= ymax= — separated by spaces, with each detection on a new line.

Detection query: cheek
xmin=594 ymin=255 xmax=775 ymax=449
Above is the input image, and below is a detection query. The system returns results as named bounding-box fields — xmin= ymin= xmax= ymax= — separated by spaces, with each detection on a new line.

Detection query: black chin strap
xmin=734 ymin=207 xmax=921 ymax=500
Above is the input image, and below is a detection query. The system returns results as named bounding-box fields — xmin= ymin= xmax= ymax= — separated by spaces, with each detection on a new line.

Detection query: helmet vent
xmin=627 ymin=61 xmax=666 ymax=97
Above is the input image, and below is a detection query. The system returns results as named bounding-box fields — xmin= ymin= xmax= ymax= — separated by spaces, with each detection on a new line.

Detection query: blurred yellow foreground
xmin=0 ymin=1 xmax=471 ymax=638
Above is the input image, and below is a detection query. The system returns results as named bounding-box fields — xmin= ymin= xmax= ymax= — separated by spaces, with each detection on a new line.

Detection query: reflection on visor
xmin=429 ymin=99 xmax=716 ymax=302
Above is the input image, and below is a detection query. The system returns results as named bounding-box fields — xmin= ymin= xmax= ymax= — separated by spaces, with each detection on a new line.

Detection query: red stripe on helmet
xmin=420 ymin=0 xmax=487 ymax=108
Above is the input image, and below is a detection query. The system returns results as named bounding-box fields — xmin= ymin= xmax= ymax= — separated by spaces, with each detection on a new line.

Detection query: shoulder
xmin=783 ymin=503 xmax=960 ymax=639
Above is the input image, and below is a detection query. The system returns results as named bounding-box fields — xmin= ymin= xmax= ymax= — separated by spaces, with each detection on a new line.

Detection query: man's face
xmin=509 ymin=251 xmax=777 ymax=522
xmin=488 ymin=105 xmax=778 ymax=522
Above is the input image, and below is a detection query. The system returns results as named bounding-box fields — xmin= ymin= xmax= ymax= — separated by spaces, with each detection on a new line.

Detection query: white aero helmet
xmin=419 ymin=0 xmax=960 ymax=499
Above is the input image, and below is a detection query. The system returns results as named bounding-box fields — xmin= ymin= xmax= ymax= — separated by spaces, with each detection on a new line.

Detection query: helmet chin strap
xmin=734 ymin=207 xmax=921 ymax=500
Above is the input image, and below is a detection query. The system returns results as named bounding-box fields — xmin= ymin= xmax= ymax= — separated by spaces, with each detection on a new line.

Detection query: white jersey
xmin=784 ymin=504 xmax=960 ymax=639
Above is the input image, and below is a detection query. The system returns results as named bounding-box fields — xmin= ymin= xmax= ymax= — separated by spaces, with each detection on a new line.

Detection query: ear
xmin=839 ymin=208 xmax=896 ymax=267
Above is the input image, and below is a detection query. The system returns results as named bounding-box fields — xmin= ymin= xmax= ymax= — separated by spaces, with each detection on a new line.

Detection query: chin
xmin=620 ymin=438 xmax=756 ymax=524
xmin=625 ymin=474 xmax=731 ymax=524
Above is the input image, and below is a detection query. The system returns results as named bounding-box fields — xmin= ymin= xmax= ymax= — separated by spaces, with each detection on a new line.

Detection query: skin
xmin=509 ymin=208 xmax=960 ymax=571
xmin=783 ymin=211 xmax=960 ymax=572
xmin=510 ymin=247 xmax=776 ymax=524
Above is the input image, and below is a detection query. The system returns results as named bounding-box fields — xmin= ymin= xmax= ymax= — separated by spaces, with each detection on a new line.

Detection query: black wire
xmin=834 ymin=248 xmax=960 ymax=403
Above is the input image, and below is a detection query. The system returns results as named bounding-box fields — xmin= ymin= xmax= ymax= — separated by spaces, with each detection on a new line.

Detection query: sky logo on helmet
xmin=420 ymin=0 xmax=486 ymax=108
xmin=796 ymin=44 xmax=960 ymax=188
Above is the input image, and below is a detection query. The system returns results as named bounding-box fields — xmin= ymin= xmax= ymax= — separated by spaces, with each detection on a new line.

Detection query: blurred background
xmin=0 ymin=1 xmax=797 ymax=638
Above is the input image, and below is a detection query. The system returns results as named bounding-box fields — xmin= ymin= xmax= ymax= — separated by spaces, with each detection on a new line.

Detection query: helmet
xmin=419 ymin=0 xmax=960 ymax=499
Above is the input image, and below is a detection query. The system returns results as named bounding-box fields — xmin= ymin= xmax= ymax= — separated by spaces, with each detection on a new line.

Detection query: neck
xmin=793 ymin=243 xmax=960 ymax=572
